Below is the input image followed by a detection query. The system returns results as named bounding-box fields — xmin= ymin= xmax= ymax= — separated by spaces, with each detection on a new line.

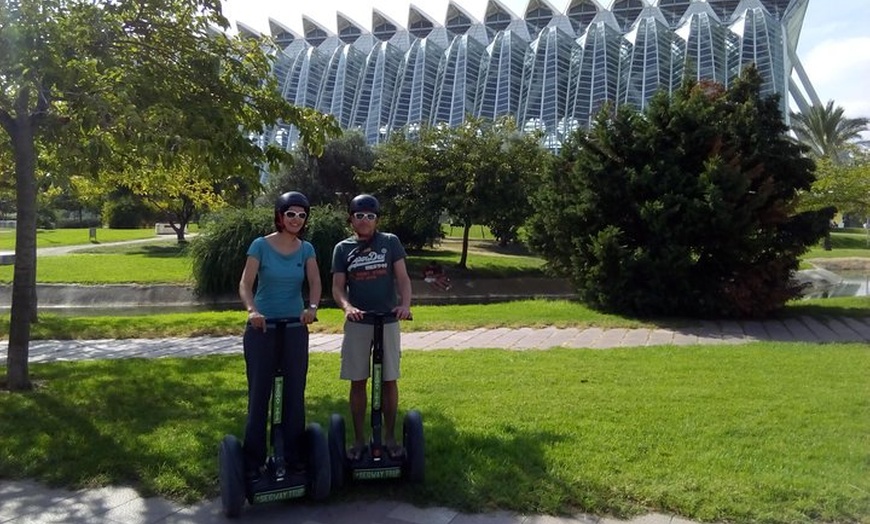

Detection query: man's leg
xmin=383 ymin=380 xmax=398 ymax=448
xmin=349 ymin=379 xmax=368 ymax=451
xmin=382 ymin=322 xmax=402 ymax=456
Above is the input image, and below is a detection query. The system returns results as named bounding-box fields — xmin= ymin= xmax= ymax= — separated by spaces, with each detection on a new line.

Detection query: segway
xmin=328 ymin=311 xmax=424 ymax=489
xmin=219 ymin=318 xmax=330 ymax=518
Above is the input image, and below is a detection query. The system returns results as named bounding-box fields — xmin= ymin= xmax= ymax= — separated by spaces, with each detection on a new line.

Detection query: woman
xmin=238 ymin=191 xmax=321 ymax=482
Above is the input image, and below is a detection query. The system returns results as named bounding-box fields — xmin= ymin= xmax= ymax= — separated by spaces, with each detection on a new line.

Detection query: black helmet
xmin=275 ymin=191 xmax=310 ymax=214
xmin=274 ymin=191 xmax=310 ymax=234
xmin=349 ymin=194 xmax=379 ymax=214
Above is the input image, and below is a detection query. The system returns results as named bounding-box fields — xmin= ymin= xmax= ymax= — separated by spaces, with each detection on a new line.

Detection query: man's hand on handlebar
xmin=343 ymin=307 xmax=413 ymax=321
xmin=392 ymin=305 xmax=412 ymax=320
xmin=343 ymin=306 xmax=364 ymax=322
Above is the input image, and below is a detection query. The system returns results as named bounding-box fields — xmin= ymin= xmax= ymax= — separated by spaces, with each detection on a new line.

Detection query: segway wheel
xmin=305 ymin=423 xmax=331 ymax=500
xmin=402 ymin=410 xmax=425 ymax=483
xmin=219 ymin=434 xmax=245 ymax=518
xmin=328 ymin=413 xmax=347 ymax=491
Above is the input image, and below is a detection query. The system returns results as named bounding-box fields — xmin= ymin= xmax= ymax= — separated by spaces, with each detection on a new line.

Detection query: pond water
xmin=800 ymin=269 xmax=870 ymax=299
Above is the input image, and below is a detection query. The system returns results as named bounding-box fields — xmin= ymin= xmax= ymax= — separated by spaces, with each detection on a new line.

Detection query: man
xmin=331 ymin=194 xmax=412 ymax=461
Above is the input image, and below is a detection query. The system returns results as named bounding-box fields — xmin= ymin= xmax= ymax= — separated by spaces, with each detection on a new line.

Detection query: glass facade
xmin=260 ymin=0 xmax=811 ymax=149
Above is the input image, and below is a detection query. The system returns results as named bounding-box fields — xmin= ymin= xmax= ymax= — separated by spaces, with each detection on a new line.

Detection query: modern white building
xmin=240 ymin=0 xmax=818 ymax=150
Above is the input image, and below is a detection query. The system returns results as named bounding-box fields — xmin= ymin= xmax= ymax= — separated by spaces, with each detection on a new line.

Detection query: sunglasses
xmin=283 ymin=210 xmax=308 ymax=220
xmin=353 ymin=212 xmax=378 ymax=221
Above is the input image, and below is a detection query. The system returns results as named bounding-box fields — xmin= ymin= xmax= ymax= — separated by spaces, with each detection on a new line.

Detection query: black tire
xmin=219 ymin=434 xmax=245 ymax=518
xmin=305 ymin=423 xmax=331 ymax=501
xmin=402 ymin=410 xmax=425 ymax=483
xmin=328 ymin=413 xmax=347 ymax=491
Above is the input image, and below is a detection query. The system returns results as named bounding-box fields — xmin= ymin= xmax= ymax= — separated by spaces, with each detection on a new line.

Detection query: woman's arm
xmin=239 ymin=256 xmax=265 ymax=330
xmin=302 ymin=256 xmax=321 ymax=324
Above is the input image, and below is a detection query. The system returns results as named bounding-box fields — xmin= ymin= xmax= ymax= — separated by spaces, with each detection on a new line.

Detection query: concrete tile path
xmin=2 ymin=317 xmax=869 ymax=523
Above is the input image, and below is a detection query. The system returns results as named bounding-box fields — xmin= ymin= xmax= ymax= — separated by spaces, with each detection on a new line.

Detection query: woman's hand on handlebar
xmin=301 ymin=308 xmax=318 ymax=325
xmin=248 ymin=310 xmax=266 ymax=332
xmin=393 ymin=305 xmax=412 ymax=320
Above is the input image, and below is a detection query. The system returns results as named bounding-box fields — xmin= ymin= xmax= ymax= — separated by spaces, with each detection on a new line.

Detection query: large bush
xmin=190 ymin=204 xmax=348 ymax=300
xmin=527 ymin=67 xmax=833 ymax=318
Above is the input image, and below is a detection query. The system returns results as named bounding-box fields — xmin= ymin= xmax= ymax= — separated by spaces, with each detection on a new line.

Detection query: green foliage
xmin=35 ymin=206 xmax=57 ymax=230
xmin=101 ymin=192 xmax=154 ymax=229
xmin=528 ymin=68 xmax=835 ymax=318
xmin=189 ymin=207 xmax=273 ymax=299
xmin=0 ymin=0 xmax=341 ymax=389
xmin=359 ymin=117 xmax=548 ymax=255
xmin=789 ymin=100 xmax=869 ymax=162
xmin=189 ymin=205 xmax=348 ymax=299
xmin=800 ymin=153 xmax=870 ymax=221
xmin=303 ymin=204 xmax=351 ymax=288
xmin=360 ymin=131 xmax=444 ymax=249
xmin=267 ymin=130 xmax=373 ymax=206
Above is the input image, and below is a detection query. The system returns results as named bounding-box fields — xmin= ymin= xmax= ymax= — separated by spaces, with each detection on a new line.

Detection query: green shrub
xmin=190 ymin=205 xmax=348 ymax=300
xmin=527 ymin=67 xmax=833 ymax=318
xmin=102 ymin=194 xmax=153 ymax=229
xmin=36 ymin=206 xmax=57 ymax=229
xmin=305 ymin=204 xmax=351 ymax=289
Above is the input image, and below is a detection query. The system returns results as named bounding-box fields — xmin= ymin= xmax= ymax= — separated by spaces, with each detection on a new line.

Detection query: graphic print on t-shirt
xmin=347 ymin=246 xmax=388 ymax=281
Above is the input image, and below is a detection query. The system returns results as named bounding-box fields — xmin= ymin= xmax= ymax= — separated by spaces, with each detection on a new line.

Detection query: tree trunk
xmin=458 ymin=218 xmax=471 ymax=269
xmin=173 ymin=198 xmax=194 ymax=243
xmin=5 ymin=115 xmax=38 ymax=391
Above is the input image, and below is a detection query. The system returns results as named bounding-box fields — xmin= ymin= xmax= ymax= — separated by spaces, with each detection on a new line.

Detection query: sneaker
xmin=245 ymin=466 xmax=265 ymax=485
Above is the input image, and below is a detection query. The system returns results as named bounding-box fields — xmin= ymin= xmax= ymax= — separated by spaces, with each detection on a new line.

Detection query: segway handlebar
xmin=263 ymin=317 xmax=316 ymax=328
xmin=360 ymin=311 xmax=413 ymax=321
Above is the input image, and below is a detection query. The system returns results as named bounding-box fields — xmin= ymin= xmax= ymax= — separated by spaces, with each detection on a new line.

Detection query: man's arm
xmin=392 ymin=258 xmax=412 ymax=319
xmin=333 ymin=271 xmax=363 ymax=321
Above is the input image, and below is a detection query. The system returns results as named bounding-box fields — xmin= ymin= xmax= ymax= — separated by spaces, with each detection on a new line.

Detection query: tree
xmin=267 ymin=130 xmax=374 ymax=207
xmin=0 ymin=0 xmax=338 ymax=391
xmin=360 ymin=116 xmax=546 ymax=266
xmin=358 ymin=129 xmax=444 ymax=250
xmin=800 ymin=153 xmax=870 ymax=224
xmin=790 ymin=101 xmax=868 ymax=163
xmin=528 ymin=67 xmax=833 ymax=318
xmin=431 ymin=116 xmax=546 ymax=266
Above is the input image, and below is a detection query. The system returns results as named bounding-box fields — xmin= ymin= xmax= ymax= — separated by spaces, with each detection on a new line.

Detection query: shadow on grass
xmin=75 ymin=243 xmax=190 ymax=258
xmin=0 ymin=357 xmax=242 ymax=502
xmin=132 ymin=244 xmax=190 ymax=258
xmin=0 ymin=356 xmax=630 ymax=517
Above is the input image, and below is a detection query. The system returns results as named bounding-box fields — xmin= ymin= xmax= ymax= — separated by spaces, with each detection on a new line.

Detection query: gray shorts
xmin=340 ymin=321 xmax=401 ymax=381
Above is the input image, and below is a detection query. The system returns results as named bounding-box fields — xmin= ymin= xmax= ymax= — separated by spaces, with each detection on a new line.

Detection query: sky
xmin=221 ymin=0 xmax=870 ymax=124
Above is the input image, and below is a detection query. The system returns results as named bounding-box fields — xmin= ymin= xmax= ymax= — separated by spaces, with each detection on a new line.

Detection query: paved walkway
xmin=3 ymin=318 xmax=870 ymax=523
xmin=10 ymin=316 xmax=870 ymax=367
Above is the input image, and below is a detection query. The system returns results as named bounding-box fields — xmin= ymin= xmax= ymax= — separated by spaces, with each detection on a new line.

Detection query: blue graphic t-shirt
xmin=331 ymin=232 xmax=406 ymax=319
xmin=247 ymin=237 xmax=315 ymax=319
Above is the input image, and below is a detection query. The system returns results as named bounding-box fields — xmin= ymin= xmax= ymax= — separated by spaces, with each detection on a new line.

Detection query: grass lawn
xmin=0 ymin=227 xmax=161 ymax=250
xmin=1 ymin=228 xmax=868 ymax=522
xmin=0 ymin=343 xmax=867 ymax=524
xmin=2 ymin=244 xmax=194 ymax=284
xmin=805 ymin=228 xmax=870 ymax=260
xmin=0 ymin=237 xmax=546 ymax=284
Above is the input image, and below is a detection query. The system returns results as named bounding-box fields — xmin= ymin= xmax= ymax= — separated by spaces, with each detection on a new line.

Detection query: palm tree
xmin=790 ymin=101 xmax=869 ymax=163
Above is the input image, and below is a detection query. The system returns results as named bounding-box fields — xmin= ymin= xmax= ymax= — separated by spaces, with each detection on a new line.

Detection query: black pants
xmin=242 ymin=322 xmax=309 ymax=472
